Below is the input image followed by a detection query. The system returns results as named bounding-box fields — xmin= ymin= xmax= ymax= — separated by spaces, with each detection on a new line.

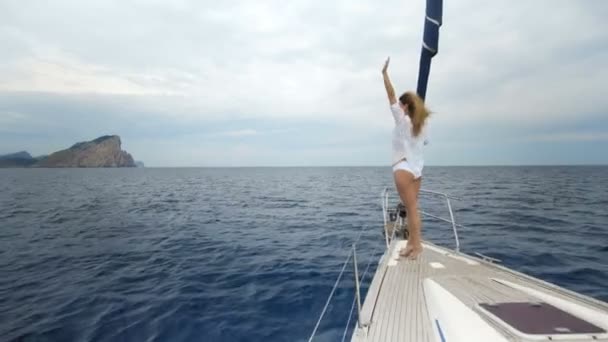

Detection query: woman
xmin=381 ymin=57 xmax=431 ymax=259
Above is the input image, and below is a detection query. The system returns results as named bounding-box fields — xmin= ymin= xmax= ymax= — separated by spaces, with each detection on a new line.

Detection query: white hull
xmin=307 ymin=189 xmax=608 ymax=342
xmin=351 ymin=238 xmax=608 ymax=342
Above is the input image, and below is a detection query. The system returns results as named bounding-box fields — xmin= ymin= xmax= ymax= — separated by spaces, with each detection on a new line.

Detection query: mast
xmin=416 ymin=0 xmax=443 ymax=100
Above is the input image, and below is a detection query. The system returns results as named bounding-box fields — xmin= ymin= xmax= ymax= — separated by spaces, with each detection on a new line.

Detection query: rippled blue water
xmin=1 ymin=167 xmax=607 ymax=342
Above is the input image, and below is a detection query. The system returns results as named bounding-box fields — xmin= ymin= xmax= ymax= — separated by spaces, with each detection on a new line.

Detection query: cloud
xmin=0 ymin=0 xmax=607 ymax=165
xmin=217 ymin=129 xmax=258 ymax=137
xmin=524 ymin=132 xmax=608 ymax=142
xmin=0 ymin=57 xmax=179 ymax=95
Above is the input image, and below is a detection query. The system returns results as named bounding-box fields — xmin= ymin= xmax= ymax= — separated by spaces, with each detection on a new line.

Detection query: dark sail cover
xmin=416 ymin=0 xmax=443 ymax=100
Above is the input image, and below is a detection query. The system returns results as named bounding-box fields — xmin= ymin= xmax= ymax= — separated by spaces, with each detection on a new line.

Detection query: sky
xmin=1 ymin=0 xmax=607 ymax=166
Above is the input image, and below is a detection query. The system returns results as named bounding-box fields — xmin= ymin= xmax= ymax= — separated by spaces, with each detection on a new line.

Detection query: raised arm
xmin=382 ymin=57 xmax=397 ymax=105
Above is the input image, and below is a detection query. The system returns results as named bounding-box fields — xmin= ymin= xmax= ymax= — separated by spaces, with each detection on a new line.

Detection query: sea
xmin=1 ymin=166 xmax=607 ymax=342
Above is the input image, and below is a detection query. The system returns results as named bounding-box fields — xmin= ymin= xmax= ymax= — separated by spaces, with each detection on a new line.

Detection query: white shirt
xmin=391 ymin=102 xmax=428 ymax=170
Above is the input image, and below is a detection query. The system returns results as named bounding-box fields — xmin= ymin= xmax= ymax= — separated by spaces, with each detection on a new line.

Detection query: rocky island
xmin=0 ymin=135 xmax=138 ymax=168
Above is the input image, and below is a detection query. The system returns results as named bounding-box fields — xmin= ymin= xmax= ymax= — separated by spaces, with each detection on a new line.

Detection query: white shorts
xmin=392 ymin=160 xmax=422 ymax=179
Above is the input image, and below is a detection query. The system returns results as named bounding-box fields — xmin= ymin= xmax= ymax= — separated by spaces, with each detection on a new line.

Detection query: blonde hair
xmin=399 ymin=91 xmax=430 ymax=137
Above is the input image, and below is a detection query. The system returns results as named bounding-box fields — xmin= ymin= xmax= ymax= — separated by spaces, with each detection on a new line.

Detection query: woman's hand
xmin=382 ymin=56 xmax=396 ymax=104
xmin=382 ymin=57 xmax=390 ymax=74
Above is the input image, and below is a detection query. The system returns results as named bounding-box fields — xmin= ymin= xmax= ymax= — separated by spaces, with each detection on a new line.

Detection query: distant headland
xmin=0 ymin=135 xmax=143 ymax=168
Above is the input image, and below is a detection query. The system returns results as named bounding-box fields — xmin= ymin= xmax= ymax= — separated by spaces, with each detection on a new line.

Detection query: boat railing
xmin=307 ymin=241 xmax=378 ymax=342
xmin=382 ymin=187 xmax=462 ymax=252
xmin=309 ymin=188 xmax=463 ymax=341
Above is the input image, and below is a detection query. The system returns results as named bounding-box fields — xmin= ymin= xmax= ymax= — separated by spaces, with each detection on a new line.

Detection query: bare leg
xmin=393 ymin=171 xmax=423 ymax=259
xmin=414 ymin=177 xmax=422 ymax=198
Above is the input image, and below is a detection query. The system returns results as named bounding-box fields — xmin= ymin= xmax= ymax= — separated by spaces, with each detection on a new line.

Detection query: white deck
xmin=351 ymin=239 xmax=608 ymax=342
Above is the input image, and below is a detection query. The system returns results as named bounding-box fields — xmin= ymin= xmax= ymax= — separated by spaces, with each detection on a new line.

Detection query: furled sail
xmin=416 ymin=0 xmax=443 ymax=100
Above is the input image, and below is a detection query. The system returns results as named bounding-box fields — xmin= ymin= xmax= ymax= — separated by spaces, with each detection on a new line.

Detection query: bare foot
xmin=399 ymin=241 xmax=423 ymax=260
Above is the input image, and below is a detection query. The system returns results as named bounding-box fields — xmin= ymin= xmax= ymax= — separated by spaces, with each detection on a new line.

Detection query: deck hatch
xmin=479 ymin=302 xmax=606 ymax=335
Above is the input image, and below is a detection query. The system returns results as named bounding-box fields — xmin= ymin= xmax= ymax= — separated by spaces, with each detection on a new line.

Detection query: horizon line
xmin=137 ymin=163 xmax=608 ymax=168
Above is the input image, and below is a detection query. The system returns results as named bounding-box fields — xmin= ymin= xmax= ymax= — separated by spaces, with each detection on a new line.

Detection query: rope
xmin=340 ymin=246 xmax=379 ymax=342
xmin=352 ymin=223 xmax=369 ymax=247
xmin=307 ymin=224 xmax=370 ymax=342
xmin=420 ymin=210 xmax=464 ymax=229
